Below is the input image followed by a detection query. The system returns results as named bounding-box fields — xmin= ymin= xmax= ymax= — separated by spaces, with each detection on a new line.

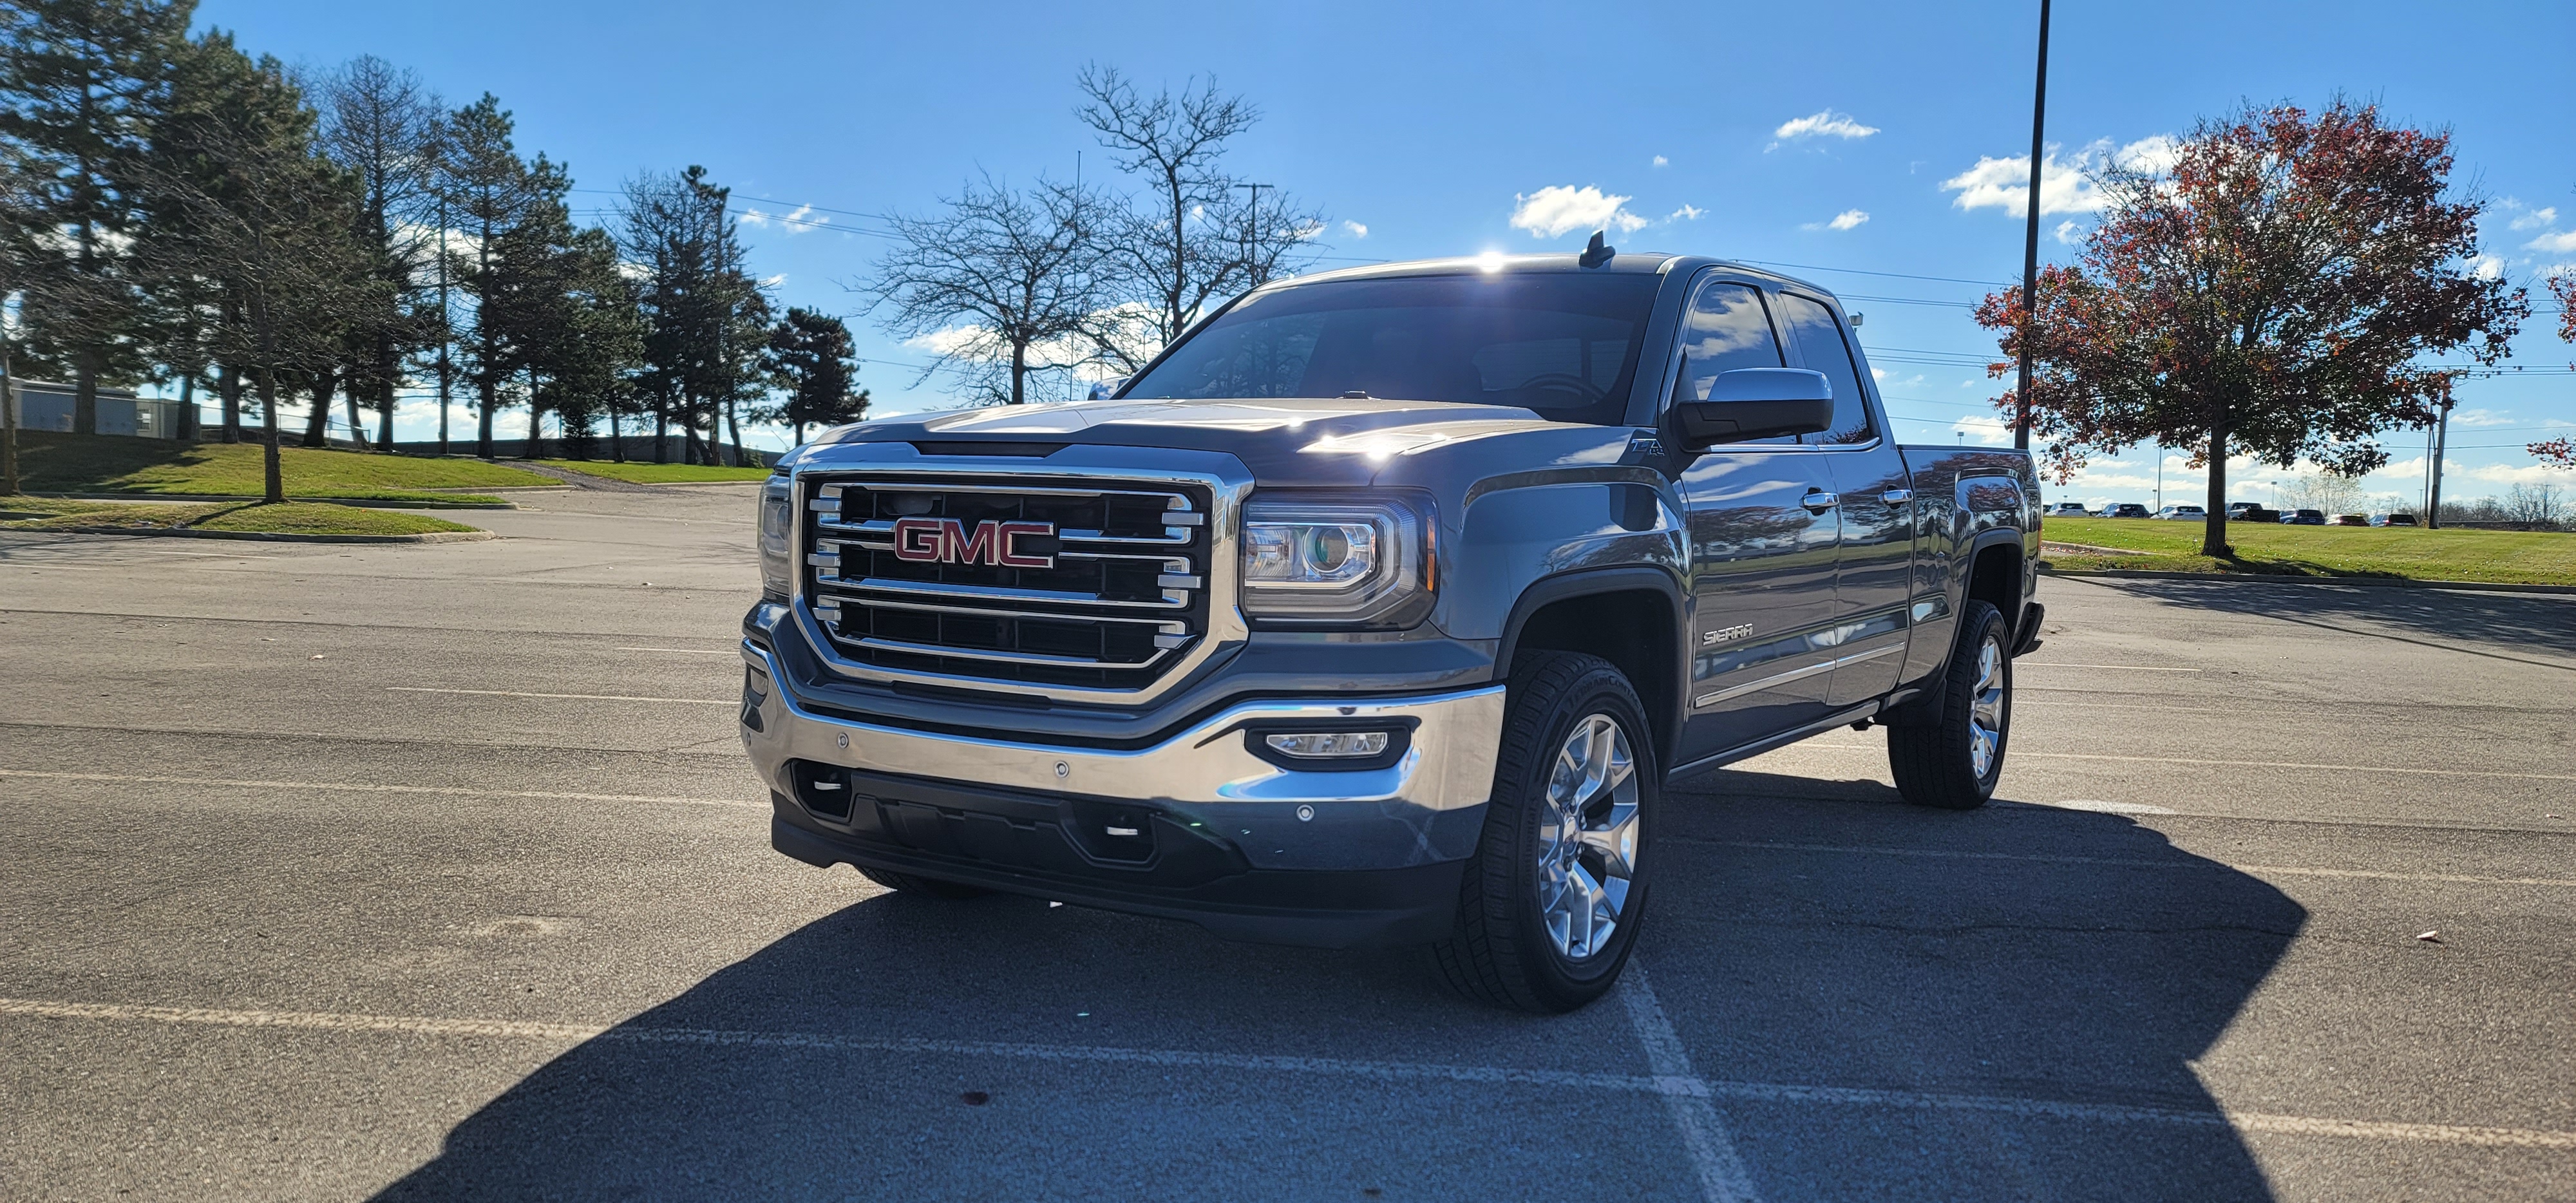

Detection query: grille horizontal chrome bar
xmin=799 ymin=469 xmax=1224 ymax=692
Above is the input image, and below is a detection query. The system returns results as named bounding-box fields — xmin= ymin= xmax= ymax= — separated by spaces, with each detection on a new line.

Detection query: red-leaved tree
xmin=2534 ymin=273 xmax=2576 ymax=469
xmin=1978 ymin=100 xmax=2528 ymax=554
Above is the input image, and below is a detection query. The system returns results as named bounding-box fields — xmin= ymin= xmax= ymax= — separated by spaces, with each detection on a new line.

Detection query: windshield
xmin=1121 ymin=272 xmax=1665 ymax=425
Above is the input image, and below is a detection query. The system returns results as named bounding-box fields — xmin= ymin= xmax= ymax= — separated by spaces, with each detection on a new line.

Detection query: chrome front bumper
xmin=738 ymin=639 xmax=1505 ymax=873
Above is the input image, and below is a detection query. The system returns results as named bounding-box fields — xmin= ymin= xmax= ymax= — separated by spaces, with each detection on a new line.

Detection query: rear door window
xmin=1774 ymin=292 xmax=1875 ymax=446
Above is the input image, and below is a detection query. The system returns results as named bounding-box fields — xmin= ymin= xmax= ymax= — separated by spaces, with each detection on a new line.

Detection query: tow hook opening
xmin=790 ymin=760 xmax=855 ymax=822
xmin=1066 ymin=799 xmax=1157 ymax=863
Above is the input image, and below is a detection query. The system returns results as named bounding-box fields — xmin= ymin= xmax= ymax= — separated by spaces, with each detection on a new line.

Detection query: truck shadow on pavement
xmin=377 ymin=771 xmax=2303 ymax=1201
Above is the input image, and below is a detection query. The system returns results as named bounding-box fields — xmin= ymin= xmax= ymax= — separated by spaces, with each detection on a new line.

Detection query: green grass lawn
xmin=2042 ymin=516 xmax=2576 ymax=585
xmin=14 ymin=431 xmax=560 ymax=499
xmin=0 ymin=497 xmax=477 ymax=536
xmin=536 ymin=459 xmax=772 ymax=484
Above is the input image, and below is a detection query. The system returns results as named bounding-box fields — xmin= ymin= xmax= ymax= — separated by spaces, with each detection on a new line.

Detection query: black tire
xmin=1431 ymin=650 xmax=1656 ymax=1014
xmin=857 ymin=866 xmax=990 ymax=899
xmin=1888 ymin=600 xmax=2012 ymax=810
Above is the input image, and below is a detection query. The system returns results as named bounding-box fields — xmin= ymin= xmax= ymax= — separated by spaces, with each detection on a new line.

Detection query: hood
xmin=805 ymin=396 xmax=1593 ymax=486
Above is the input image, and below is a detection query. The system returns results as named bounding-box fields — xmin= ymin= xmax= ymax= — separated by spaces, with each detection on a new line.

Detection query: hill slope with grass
xmin=14 ymin=431 xmax=559 ymax=499
xmin=2043 ymin=516 xmax=2576 ymax=585
xmin=0 ymin=497 xmax=477 ymax=536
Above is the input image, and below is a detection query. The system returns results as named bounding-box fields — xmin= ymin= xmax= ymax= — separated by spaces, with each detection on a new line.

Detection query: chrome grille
xmin=801 ymin=475 xmax=1214 ymax=690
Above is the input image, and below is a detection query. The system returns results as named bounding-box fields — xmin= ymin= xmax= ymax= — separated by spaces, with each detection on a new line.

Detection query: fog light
xmin=1263 ymin=731 xmax=1389 ymax=759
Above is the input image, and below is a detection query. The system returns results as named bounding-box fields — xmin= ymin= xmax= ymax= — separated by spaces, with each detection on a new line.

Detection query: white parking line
xmin=1620 ymin=965 xmax=1761 ymax=1202
xmin=1692 ymin=839 xmax=2576 ymax=889
xmin=3 ymin=996 xmax=2568 ymax=1151
xmin=1799 ymin=742 xmax=2576 ymax=783
xmin=387 ymin=686 xmax=735 ymax=705
xmin=0 ymin=768 xmax=765 ymax=810
xmin=2018 ymin=663 xmax=2202 ymax=672
xmin=614 ymin=647 xmax=736 ymax=656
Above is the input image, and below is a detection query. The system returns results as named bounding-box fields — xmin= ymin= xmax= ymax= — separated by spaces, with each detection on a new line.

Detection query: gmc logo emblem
xmin=891 ymin=517 xmax=1056 ymax=569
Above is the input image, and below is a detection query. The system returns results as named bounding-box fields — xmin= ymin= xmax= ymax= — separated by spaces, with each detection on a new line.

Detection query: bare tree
xmin=314 ymin=54 xmax=442 ymax=451
xmin=1074 ymin=64 xmax=1325 ymax=372
xmin=863 ymin=173 xmax=1117 ymax=406
xmin=139 ymin=35 xmax=365 ymax=502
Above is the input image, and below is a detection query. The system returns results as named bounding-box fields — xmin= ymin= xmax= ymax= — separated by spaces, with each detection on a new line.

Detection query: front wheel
xmin=1432 ymin=651 xmax=1655 ymax=1014
xmin=1887 ymin=600 xmax=2012 ymax=809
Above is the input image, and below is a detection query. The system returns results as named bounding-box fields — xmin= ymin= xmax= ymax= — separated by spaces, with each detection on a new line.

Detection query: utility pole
xmin=2427 ymin=399 xmax=2452 ymax=529
xmin=1236 ymin=182 xmax=1270 ymax=286
xmin=2154 ymin=443 xmax=2163 ymax=511
xmin=2013 ymin=0 xmax=2051 ymax=451
xmin=436 ymin=194 xmax=451 ymax=456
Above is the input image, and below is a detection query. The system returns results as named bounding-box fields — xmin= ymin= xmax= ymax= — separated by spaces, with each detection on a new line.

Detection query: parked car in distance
xmin=2280 ymin=509 xmax=2327 ymax=526
xmin=2369 ymin=513 xmax=2419 ymax=527
xmin=2045 ymin=502 xmax=2090 ymax=518
xmin=2153 ymin=505 xmax=2206 ymax=521
xmin=2101 ymin=503 xmax=2151 ymax=518
xmin=2226 ymin=501 xmax=2278 ymax=523
xmin=2331 ymin=514 xmax=2371 ymax=526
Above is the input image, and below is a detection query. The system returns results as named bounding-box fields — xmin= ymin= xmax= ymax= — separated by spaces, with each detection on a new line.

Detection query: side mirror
xmin=1087 ymin=376 xmax=1128 ymax=401
xmin=1667 ymin=368 xmax=1833 ymax=450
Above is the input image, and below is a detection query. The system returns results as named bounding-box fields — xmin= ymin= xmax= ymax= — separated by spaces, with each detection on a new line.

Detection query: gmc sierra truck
xmin=739 ymin=248 xmax=2042 ymax=1012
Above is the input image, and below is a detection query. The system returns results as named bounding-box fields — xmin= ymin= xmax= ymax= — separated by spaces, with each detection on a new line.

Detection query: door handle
xmin=1880 ymin=488 xmax=1915 ymax=505
xmin=1801 ymin=491 xmax=1840 ymax=512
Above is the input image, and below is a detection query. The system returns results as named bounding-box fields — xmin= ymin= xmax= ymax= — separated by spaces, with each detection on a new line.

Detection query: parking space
xmin=2 ymin=489 xmax=2570 ymax=1200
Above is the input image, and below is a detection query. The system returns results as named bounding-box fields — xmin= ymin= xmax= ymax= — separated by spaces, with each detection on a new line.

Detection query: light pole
xmin=2012 ymin=0 xmax=2051 ymax=451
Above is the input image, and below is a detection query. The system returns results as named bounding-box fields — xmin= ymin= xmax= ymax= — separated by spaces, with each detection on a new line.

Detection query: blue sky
xmin=194 ymin=0 xmax=2574 ymax=504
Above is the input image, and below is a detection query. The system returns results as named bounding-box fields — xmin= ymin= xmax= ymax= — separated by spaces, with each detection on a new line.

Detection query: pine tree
xmin=760 ymin=306 xmax=866 ymax=443
xmin=437 ymin=94 xmax=541 ymax=459
xmin=0 ymin=0 xmax=194 ymax=433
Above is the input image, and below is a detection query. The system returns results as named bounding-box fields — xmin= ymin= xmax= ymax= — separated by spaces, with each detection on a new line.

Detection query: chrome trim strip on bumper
xmin=741 ymin=640 xmax=1504 ymax=813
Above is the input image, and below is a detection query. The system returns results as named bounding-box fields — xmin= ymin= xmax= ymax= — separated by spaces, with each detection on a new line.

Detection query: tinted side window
xmin=1672 ymin=280 xmax=1785 ymax=402
xmin=1775 ymin=293 xmax=1875 ymax=445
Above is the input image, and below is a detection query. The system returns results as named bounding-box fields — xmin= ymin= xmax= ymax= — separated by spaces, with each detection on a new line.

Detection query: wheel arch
xmin=1495 ymin=567 xmax=1687 ymax=773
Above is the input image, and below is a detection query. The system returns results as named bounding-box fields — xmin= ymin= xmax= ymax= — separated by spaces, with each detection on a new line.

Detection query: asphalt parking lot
xmin=2 ymin=483 xmax=2570 ymax=1202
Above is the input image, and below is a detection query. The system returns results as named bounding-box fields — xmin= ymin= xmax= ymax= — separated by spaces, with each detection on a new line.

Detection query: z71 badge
xmin=1701 ymin=623 xmax=1754 ymax=647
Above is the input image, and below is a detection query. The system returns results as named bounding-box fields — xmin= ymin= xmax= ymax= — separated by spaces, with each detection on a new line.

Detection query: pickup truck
xmin=741 ymin=248 xmax=2043 ymax=1012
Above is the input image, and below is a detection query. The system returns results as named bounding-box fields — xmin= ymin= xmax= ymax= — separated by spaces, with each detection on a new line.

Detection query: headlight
xmin=1240 ymin=497 xmax=1429 ymax=625
xmin=757 ymin=475 xmax=793 ymax=600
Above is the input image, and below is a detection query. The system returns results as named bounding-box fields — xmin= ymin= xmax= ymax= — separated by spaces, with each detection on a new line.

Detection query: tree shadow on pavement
xmin=2073 ymin=576 xmax=2576 ymax=665
xmin=377 ymin=772 xmax=2304 ymax=1201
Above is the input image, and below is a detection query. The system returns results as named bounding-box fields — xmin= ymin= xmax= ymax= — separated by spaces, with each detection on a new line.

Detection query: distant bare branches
xmin=864 ymin=173 xmax=1119 ymax=405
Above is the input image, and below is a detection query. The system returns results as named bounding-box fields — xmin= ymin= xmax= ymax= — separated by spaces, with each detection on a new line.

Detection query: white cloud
xmin=2052 ymin=220 xmax=2083 ymax=244
xmin=1799 ymin=209 xmax=1868 ymax=232
xmin=1341 ymin=220 xmax=1368 ymax=239
xmin=1953 ymin=415 xmax=2014 ymax=446
xmin=2526 ymin=229 xmax=2576 ymax=254
xmin=759 ymin=273 xmax=787 ymax=287
xmin=1768 ymin=110 xmax=1879 ymax=151
xmin=776 ymin=204 xmax=829 ymax=234
xmin=2469 ymin=254 xmax=2506 ymax=280
xmin=1942 ymin=135 xmax=2177 ymax=218
xmin=1651 ymin=155 xmax=1669 ymax=168
xmin=2463 ymin=462 xmax=2576 ymax=485
xmin=2450 ymin=408 xmax=2515 ymax=427
xmin=1508 ymin=185 xmax=1647 ymax=239
xmin=737 ymin=207 xmax=770 ymax=228
xmin=2508 ymin=206 xmax=2557 ymax=232
xmin=1669 ymin=204 xmax=1705 ymax=221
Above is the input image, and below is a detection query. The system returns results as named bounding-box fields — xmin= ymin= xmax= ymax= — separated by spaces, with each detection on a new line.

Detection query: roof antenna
xmin=1578 ymin=230 xmax=1615 ymax=268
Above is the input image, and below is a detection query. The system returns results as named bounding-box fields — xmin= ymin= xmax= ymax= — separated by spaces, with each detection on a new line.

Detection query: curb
xmin=2041 ymin=566 xmax=2576 ymax=596
xmin=28 ymin=491 xmax=518 ymax=511
xmin=28 ymin=526 xmax=498 ymax=545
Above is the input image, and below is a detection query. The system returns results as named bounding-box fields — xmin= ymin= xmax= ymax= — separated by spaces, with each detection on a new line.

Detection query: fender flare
xmin=1494 ymin=564 xmax=1690 ymax=769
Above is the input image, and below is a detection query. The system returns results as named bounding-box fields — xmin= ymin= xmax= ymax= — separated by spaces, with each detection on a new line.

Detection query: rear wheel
xmin=1432 ymin=651 xmax=1654 ymax=1013
xmin=1888 ymin=600 xmax=2012 ymax=810
xmin=857 ymin=866 xmax=990 ymax=899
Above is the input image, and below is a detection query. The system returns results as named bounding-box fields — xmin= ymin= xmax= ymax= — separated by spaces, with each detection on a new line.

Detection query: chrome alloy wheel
xmin=1967 ymin=636 xmax=2008 ymax=778
xmin=1535 ymin=713 xmax=1642 ymax=962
